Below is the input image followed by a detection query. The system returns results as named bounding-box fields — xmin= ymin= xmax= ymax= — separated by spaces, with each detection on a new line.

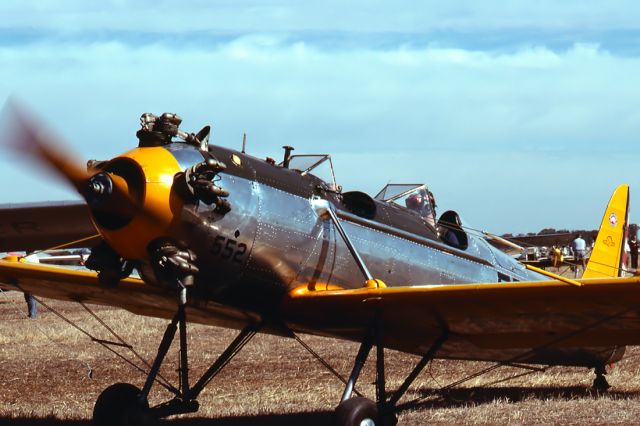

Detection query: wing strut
xmin=312 ymin=198 xmax=385 ymax=288
xmin=524 ymin=264 xmax=583 ymax=287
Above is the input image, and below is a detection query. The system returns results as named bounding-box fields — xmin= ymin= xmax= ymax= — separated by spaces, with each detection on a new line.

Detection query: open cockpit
xmin=375 ymin=183 xmax=468 ymax=250
xmin=281 ymin=154 xmax=341 ymax=193
xmin=275 ymin=149 xmax=468 ymax=252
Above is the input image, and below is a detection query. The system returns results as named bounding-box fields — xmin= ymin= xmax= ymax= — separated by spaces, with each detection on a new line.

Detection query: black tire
xmin=335 ymin=397 xmax=378 ymax=426
xmin=593 ymin=375 xmax=611 ymax=392
xmin=93 ymin=383 xmax=153 ymax=426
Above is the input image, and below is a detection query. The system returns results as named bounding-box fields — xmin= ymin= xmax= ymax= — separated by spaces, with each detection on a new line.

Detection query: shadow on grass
xmin=398 ymin=385 xmax=640 ymax=412
xmin=0 ymin=419 xmax=90 ymax=426
xmin=159 ymin=412 xmax=333 ymax=425
xmin=0 ymin=411 xmax=334 ymax=426
xmin=4 ymin=386 xmax=639 ymax=426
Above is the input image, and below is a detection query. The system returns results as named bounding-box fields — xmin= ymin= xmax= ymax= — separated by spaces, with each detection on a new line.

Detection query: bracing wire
xmin=0 ymin=284 xmax=177 ymax=393
xmin=0 ymin=287 xmax=94 ymax=378
xmin=396 ymin=307 xmax=630 ymax=412
xmin=292 ymin=332 xmax=364 ymax=398
xmin=33 ymin=233 xmax=101 ymax=254
xmin=78 ymin=302 xmax=177 ymax=393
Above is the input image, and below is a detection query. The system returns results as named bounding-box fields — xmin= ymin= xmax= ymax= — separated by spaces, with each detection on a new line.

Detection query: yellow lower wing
xmin=283 ymin=276 xmax=640 ymax=365
xmin=583 ymin=184 xmax=629 ymax=278
xmin=0 ymin=260 xmax=256 ymax=330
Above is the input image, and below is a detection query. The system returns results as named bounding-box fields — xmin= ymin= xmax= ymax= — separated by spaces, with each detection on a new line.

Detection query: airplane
xmin=501 ymin=231 xmax=595 ymax=270
xmin=0 ymin=103 xmax=636 ymax=426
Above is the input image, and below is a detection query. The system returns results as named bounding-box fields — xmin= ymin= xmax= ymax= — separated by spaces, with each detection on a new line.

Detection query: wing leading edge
xmin=0 ymin=260 xmax=260 ymax=331
xmin=0 ymin=258 xmax=168 ymax=312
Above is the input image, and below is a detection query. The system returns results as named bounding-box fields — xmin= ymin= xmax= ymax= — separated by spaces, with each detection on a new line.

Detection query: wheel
xmin=335 ymin=397 xmax=378 ymax=426
xmin=379 ymin=411 xmax=398 ymax=426
xmin=593 ymin=374 xmax=611 ymax=392
xmin=97 ymin=270 xmax=122 ymax=288
xmin=93 ymin=383 xmax=153 ymax=426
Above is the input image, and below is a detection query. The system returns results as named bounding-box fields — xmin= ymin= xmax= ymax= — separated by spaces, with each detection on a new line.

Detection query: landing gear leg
xmin=93 ymin=286 xmax=189 ymax=426
xmin=334 ymin=321 xmax=447 ymax=426
xmin=92 ymin=277 xmax=259 ymax=424
xmin=593 ymin=364 xmax=610 ymax=392
xmin=335 ymin=331 xmax=380 ymax=426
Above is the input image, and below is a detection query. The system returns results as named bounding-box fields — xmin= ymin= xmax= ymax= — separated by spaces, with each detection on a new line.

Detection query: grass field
xmin=2 ymin=289 xmax=640 ymax=425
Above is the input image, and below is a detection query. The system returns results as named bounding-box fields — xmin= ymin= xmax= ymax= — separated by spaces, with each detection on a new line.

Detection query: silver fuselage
xmin=139 ymin=143 xmax=545 ymax=315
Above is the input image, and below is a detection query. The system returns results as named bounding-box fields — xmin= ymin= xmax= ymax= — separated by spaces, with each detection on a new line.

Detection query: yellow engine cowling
xmin=90 ymin=146 xmax=184 ymax=260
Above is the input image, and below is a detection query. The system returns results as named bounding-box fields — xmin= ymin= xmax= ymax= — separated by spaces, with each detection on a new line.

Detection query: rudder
xmin=583 ymin=184 xmax=629 ymax=278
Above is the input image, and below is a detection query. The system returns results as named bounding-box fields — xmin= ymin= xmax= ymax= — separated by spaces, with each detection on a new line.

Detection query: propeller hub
xmin=85 ymin=173 xmax=114 ymax=208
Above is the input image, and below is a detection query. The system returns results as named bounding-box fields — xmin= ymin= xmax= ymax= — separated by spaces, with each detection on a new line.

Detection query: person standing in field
xmin=550 ymin=243 xmax=564 ymax=270
xmin=629 ymin=235 xmax=639 ymax=270
xmin=19 ymin=252 xmax=39 ymax=319
xmin=570 ymin=234 xmax=587 ymax=278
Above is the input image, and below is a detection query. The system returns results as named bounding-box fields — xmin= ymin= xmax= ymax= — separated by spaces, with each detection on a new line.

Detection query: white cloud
xmin=1 ymin=37 xmax=639 ymax=232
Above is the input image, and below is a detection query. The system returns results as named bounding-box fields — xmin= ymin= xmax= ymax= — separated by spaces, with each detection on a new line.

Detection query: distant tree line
xmin=503 ymin=223 xmax=638 ymax=239
xmin=502 ymin=228 xmax=583 ymax=238
xmin=501 ymin=229 xmax=598 ymax=247
xmin=502 ymin=224 xmax=639 ymax=248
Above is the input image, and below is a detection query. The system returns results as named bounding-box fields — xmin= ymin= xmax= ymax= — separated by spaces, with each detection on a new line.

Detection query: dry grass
xmin=2 ymin=290 xmax=640 ymax=425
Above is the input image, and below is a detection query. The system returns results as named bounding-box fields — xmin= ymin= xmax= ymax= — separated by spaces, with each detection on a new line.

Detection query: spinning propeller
xmin=0 ymin=100 xmax=182 ymax=261
xmin=2 ymin=101 xmax=140 ymax=220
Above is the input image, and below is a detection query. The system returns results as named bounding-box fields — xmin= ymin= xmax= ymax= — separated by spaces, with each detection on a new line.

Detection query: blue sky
xmin=1 ymin=1 xmax=640 ymax=234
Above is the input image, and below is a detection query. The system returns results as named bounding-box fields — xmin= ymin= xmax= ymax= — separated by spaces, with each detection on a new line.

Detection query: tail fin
xmin=583 ymin=184 xmax=629 ymax=278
